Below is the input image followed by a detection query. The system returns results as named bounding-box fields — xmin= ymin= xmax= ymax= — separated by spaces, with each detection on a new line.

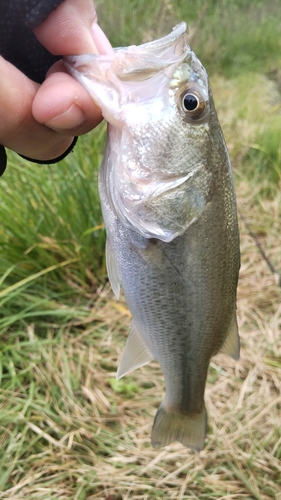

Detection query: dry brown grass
xmin=1 ymin=182 xmax=280 ymax=499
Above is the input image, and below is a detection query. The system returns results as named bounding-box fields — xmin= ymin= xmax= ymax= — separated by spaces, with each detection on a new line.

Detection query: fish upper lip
xmin=64 ymin=22 xmax=189 ymax=75
xmin=64 ymin=22 xmax=188 ymax=62
xmin=127 ymin=22 xmax=188 ymax=52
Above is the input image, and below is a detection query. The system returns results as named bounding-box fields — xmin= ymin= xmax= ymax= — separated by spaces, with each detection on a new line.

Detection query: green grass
xmin=0 ymin=127 xmax=107 ymax=330
xmin=247 ymin=118 xmax=281 ymax=191
xmin=0 ymin=0 xmax=281 ymax=498
xmin=96 ymin=0 xmax=281 ymax=76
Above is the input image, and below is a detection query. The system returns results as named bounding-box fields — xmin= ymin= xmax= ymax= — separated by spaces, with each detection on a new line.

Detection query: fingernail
xmin=45 ymin=104 xmax=86 ymax=130
xmin=91 ymin=22 xmax=114 ymax=55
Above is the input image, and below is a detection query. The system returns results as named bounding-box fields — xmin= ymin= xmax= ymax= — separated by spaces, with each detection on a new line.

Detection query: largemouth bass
xmin=65 ymin=22 xmax=240 ymax=451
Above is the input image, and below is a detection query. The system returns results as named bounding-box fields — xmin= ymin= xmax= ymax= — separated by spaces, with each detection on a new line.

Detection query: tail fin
xmin=151 ymin=403 xmax=207 ymax=451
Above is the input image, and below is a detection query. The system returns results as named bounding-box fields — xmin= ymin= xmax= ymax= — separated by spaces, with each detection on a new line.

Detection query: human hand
xmin=0 ymin=0 xmax=113 ymax=165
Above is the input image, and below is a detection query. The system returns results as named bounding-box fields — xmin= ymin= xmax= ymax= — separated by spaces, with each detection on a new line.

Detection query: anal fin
xmin=219 ymin=311 xmax=240 ymax=360
xmin=117 ymin=322 xmax=154 ymax=379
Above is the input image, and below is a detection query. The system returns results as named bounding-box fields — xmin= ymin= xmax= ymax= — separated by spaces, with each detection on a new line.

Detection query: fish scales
xmin=65 ymin=22 xmax=240 ymax=451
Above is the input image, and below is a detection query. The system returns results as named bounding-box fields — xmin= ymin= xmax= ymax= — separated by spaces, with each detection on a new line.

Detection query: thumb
xmin=33 ymin=0 xmax=98 ymax=55
xmin=0 ymin=56 xmax=73 ymax=160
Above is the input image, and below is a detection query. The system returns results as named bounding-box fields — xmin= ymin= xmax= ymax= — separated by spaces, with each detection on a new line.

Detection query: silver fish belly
xmin=65 ymin=22 xmax=240 ymax=451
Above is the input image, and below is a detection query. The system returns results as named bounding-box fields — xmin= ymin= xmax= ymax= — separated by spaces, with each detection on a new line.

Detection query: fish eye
xmin=179 ymin=88 xmax=207 ymax=119
xmin=183 ymin=93 xmax=199 ymax=112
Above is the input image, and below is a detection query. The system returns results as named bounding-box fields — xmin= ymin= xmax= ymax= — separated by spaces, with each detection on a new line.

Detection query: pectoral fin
xmin=106 ymin=238 xmax=121 ymax=299
xmin=219 ymin=312 xmax=240 ymax=360
xmin=137 ymin=240 xmax=185 ymax=285
xmin=117 ymin=322 xmax=154 ymax=379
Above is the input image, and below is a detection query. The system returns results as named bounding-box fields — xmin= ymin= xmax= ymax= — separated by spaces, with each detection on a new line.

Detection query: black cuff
xmin=0 ymin=145 xmax=7 ymax=177
xmin=19 ymin=136 xmax=78 ymax=164
xmin=0 ymin=137 xmax=78 ymax=178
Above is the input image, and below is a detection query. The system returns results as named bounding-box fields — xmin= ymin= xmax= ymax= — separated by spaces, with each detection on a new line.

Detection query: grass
xmin=96 ymin=0 xmax=281 ymax=76
xmin=0 ymin=0 xmax=281 ymax=498
xmin=0 ymin=127 xmax=107 ymax=330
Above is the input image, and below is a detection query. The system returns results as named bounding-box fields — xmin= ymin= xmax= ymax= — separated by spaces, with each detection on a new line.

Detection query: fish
xmin=64 ymin=22 xmax=240 ymax=451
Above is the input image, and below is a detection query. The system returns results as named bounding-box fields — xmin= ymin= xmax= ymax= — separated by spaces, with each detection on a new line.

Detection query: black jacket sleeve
xmin=0 ymin=0 xmax=77 ymax=176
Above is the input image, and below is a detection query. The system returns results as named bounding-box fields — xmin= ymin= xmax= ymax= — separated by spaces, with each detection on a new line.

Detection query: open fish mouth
xmin=64 ymin=22 xmax=190 ymax=111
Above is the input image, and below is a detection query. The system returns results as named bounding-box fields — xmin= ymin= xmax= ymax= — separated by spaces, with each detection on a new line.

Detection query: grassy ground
xmin=0 ymin=1 xmax=281 ymax=498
